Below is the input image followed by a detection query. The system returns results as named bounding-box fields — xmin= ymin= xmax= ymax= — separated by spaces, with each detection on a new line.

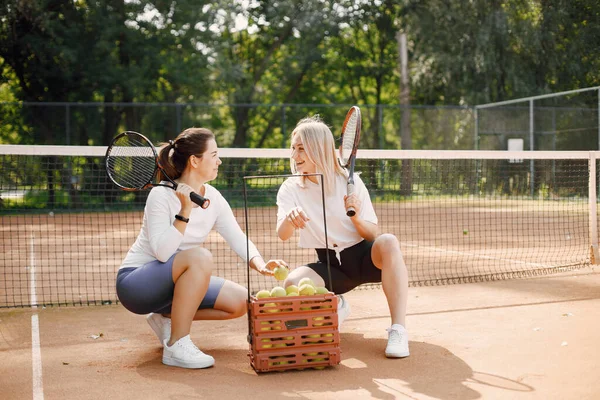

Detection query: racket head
xmin=105 ymin=131 xmax=158 ymax=190
xmin=339 ymin=106 xmax=362 ymax=167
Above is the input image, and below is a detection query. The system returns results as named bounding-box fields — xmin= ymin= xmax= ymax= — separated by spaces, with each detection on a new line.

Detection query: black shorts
xmin=306 ymin=240 xmax=381 ymax=294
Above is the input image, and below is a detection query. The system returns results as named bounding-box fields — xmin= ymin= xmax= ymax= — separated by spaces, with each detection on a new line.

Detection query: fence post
xmin=530 ymin=99 xmax=535 ymax=198
xmin=65 ymin=104 xmax=71 ymax=145
xmin=281 ymin=104 xmax=287 ymax=147
xmin=473 ymin=107 xmax=478 ymax=150
xmin=589 ymin=151 xmax=599 ymax=265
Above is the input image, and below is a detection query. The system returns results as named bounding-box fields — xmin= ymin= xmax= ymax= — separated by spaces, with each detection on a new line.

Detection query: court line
xmin=29 ymin=232 xmax=44 ymax=400
xmin=401 ymin=241 xmax=554 ymax=269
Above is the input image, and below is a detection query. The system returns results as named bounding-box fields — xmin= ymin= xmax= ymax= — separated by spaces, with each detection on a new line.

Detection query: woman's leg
xmin=372 ymin=233 xmax=408 ymax=327
xmin=168 ymin=247 xmax=214 ymax=346
xmin=283 ymin=266 xmax=326 ymax=288
xmin=191 ymin=280 xmax=248 ymax=320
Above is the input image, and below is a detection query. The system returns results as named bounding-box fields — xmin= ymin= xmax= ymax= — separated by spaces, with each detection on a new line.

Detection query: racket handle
xmin=346 ymin=182 xmax=356 ymax=217
xmin=190 ymin=192 xmax=210 ymax=209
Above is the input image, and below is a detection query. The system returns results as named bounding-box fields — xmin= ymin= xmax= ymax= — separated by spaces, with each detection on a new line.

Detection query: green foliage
xmin=0 ymin=0 xmax=599 ymax=149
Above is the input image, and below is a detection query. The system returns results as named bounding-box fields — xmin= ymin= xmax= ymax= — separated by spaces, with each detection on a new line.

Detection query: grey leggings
xmin=116 ymin=254 xmax=225 ymax=315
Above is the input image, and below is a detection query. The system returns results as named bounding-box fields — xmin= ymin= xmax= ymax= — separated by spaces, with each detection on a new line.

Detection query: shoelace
xmin=386 ymin=328 xmax=404 ymax=345
xmin=177 ymin=337 xmax=203 ymax=356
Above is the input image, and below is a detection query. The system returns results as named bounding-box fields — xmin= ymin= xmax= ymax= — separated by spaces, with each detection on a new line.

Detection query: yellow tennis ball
xmin=271 ymin=320 xmax=282 ymax=330
xmin=298 ymin=277 xmax=315 ymax=287
xmin=270 ymin=286 xmax=287 ymax=298
xmin=256 ymin=289 xmax=271 ymax=299
xmin=299 ymin=283 xmax=316 ymax=296
xmin=315 ymin=286 xmax=330 ymax=294
xmin=261 ymin=339 xmax=273 ymax=348
xmin=287 ymin=291 xmax=299 ymax=297
xmin=273 ymin=266 xmax=289 ymax=281
xmin=264 ymin=302 xmax=279 ymax=313
xmin=260 ymin=322 xmax=271 ymax=331
xmin=321 ymin=333 xmax=334 ymax=343
xmin=285 ymin=285 xmax=299 ymax=294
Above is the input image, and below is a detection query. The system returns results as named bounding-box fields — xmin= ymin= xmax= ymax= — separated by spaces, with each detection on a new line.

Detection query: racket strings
xmin=106 ymin=136 xmax=156 ymax=189
xmin=340 ymin=115 xmax=358 ymax=163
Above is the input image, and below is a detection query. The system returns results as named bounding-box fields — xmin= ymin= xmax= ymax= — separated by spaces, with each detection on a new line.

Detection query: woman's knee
xmin=372 ymin=234 xmax=403 ymax=267
xmin=374 ymin=233 xmax=401 ymax=253
xmin=187 ymin=247 xmax=214 ymax=263
xmin=174 ymin=247 xmax=214 ymax=277
xmin=284 ymin=266 xmax=323 ymax=288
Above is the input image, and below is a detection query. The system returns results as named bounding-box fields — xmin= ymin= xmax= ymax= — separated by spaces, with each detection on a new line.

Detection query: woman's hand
xmin=175 ymin=182 xmax=195 ymax=211
xmin=344 ymin=193 xmax=362 ymax=217
xmin=256 ymin=259 xmax=289 ymax=276
xmin=286 ymin=206 xmax=310 ymax=229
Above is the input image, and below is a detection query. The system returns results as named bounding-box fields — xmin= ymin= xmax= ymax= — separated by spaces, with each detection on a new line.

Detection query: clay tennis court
xmin=1 ymin=268 xmax=599 ymax=399
xmin=1 ymin=198 xmax=598 ymax=399
xmin=0 ymin=199 xmax=589 ymax=307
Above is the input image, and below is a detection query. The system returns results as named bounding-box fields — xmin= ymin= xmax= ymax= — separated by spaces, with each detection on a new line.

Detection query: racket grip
xmin=190 ymin=192 xmax=210 ymax=209
xmin=346 ymin=182 xmax=356 ymax=217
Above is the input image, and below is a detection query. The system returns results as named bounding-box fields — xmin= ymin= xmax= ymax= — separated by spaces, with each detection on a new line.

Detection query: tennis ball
xmin=298 ymin=277 xmax=315 ymax=287
xmin=315 ymin=286 xmax=330 ymax=294
xmin=270 ymin=286 xmax=287 ymax=298
xmin=256 ymin=289 xmax=271 ymax=299
xmin=313 ymin=316 xmax=325 ymax=326
xmin=273 ymin=266 xmax=289 ymax=281
xmin=299 ymin=283 xmax=316 ymax=296
xmin=285 ymin=285 xmax=299 ymax=294
xmin=260 ymin=321 xmax=271 ymax=331
xmin=321 ymin=333 xmax=334 ymax=343
xmin=287 ymin=291 xmax=299 ymax=297
xmin=264 ymin=302 xmax=279 ymax=313
xmin=463 ymin=229 xmax=469 ymax=235
xmin=272 ymin=320 xmax=282 ymax=330
xmin=261 ymin=338 xmax=273 ymax=348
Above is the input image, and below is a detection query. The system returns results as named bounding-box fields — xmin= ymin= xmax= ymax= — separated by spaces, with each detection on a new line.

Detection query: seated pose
xmin=275 ymin=116 xmax=409 ymax=358
xmin=116 ymin=127 xmax=287 ymax=369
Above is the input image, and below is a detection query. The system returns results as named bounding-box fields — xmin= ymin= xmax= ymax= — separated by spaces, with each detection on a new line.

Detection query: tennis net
xmin=0 ymin=145 xmax=596 ymax=307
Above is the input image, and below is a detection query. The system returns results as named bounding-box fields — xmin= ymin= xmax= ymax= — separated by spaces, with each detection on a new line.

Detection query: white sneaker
xmin=162 ymin=335 xmax=215 ymax=369
xmin=385 ymin=324 xmax=410 ymax=358
xmin=337 ymin=295 xmax=351 ymax=326
xmin=146 ymin=313 xmax=171 ymax=346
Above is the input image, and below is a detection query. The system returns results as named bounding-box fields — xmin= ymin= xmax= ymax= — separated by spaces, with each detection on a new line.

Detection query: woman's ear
xmin=188 ymin=155 xmax=199 ymax=168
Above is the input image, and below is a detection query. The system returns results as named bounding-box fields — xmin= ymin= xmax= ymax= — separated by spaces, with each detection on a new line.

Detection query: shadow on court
xmin=133 ymin=334 xmax=520 ymax=400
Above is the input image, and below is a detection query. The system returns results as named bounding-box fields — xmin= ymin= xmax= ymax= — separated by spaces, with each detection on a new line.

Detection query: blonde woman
xmin=276 ymin=116 xmax=409 ymax=358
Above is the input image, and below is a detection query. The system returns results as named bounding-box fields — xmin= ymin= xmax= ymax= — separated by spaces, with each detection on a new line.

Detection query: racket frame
xmin=339 ymin=106 xmax=362 ymax=217
xmin=105 ymin=131 xmax=210 ymax=208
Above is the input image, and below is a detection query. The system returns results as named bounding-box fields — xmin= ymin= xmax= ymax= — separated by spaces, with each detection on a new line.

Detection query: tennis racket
xmin=339 ymin=106 xmax=362 ymax=217
xmin=105 ymin=131 xmax=210 ymax=208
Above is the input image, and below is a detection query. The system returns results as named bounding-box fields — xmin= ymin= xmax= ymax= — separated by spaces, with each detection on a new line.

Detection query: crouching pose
xmin=275 ymin=116 xmax=409 ymax=358
xmin=116 ymin=127 xmax=287 ymax=369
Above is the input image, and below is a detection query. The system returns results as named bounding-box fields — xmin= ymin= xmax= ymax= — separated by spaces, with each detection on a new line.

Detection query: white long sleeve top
xmin=120 ymin=183 xmax=260 ymax=269
xmin=276 ymin=173 xmax=378 ymax=251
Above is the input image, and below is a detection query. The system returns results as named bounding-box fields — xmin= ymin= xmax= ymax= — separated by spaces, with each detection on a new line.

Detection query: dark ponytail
xmin=157 ymin=128 xmax=215 ymax=181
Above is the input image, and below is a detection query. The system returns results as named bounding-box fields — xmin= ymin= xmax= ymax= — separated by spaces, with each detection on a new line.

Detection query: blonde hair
xmin=290 ymin=115 xmax=346 ymax=195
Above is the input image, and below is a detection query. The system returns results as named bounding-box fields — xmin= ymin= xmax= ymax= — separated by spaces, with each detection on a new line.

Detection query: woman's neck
xmin=177 ymin=170 xmax=206 ymax=195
